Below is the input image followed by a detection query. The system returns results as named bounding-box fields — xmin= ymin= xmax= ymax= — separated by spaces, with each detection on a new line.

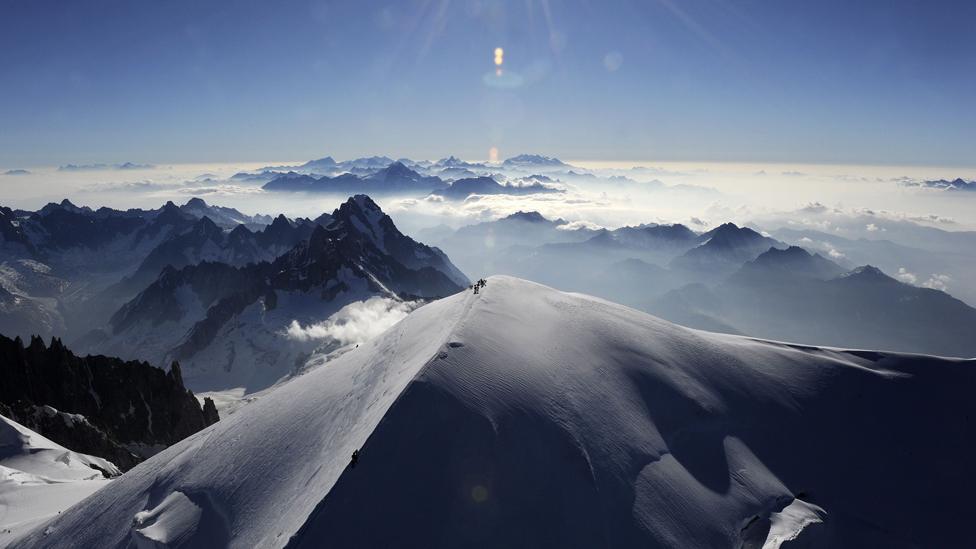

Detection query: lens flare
xmin=471 ymin=485 xmax=489 ymax=503
xmin=489 ymin=146 xmax=499 ymax=163
xmin=494 ymin=47 xmax=504 ymax=66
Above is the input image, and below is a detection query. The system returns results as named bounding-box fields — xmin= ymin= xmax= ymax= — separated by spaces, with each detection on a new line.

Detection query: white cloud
xmin=827 ymin=248 xmax=845 ymax=259
xmin=922 ymin=274 xmax=951 ymax=292
xmin=557 ymin=220 xmax=605 ymax=231
xmin=895 ymin=267 xmax=917 ymax=285
xmin=177 ymin=184 xmax=264 ymax=196
xmin=285 ymin=297 xmax=420 ymax=345
xmin=894 ymin=269 xmax=951 ymax=292
xmin=797 ymin=237 xmax=845 ymax=260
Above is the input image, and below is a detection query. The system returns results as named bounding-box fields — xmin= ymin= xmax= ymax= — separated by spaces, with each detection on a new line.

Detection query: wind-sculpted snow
xmin=13 ymin=288 xmax=467 ymax=548
xmin=15 ymin=277 xmax=975 ymax=548
xmin=0 ymin=416 xmax=117 ymax=545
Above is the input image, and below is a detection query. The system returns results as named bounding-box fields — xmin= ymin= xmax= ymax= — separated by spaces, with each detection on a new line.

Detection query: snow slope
xmin=15 ymin=277 xmax=975 ymax=548
xmin=0 ymin=415 xmax=117 ymax=546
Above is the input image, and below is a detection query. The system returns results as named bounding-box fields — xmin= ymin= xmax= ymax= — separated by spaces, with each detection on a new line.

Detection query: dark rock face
xmin=0 ymin=334 xmax=218 ymax=470
xmin=109 ymin=213 xmax=316 ymax=300
xmin=0 ymin=206 xmax=35 ymax=255
xmin=29 ymin=202 xmax=147 ymax=251
xmin=326 ymin=195 xmax=469 ymax=288
xmin=0 ymin=401 xmax=140 ymax=472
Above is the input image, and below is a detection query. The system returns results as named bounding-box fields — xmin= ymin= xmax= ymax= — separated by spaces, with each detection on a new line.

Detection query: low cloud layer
xmin=285 ymin=297 xmax=420 ymax=345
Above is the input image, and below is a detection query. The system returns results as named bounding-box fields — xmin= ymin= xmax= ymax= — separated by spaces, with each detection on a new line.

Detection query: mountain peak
xmin=843 ymin=265 xmax=890 ymax=280
xmin=329 ymin=195 xmax=389 ymax=250
xmin=436 ymin=155 xmax=464 ymax=167
xmin=763 ymin=245 xmax=810 ymax=259
xmin=738 ymin=245 xmax=845 ymax=280
xmin=502 ymin=154 xmax=566 ymax=167
xmin=192 ymin=216 xmax=222 ymax=236
xmin=313 ymin=211 xmax=334 ymax=227
xmin=504 ymin=211 xmax=549 ymax=223
xmin=378 ymin=161 xmax=415 ymax=178
xmin=39 ymin=198 xmax=88 ymax=216
xmin=149 ymin=200 xmax=189 ymax=227
xmin=228 ymin=224 xmax=253 ymax=238
xmin=698 ymin=222 xmax=767 ymax=246
xmin=303 ymin=156 xmax=336 ymax=167
xmin=349 ymin=194 xmax=382 ymax=213
xmin=184 ymin=197 xmax=208 ymax=209
xmin=710 ymin=222 xmax=741 ymax=234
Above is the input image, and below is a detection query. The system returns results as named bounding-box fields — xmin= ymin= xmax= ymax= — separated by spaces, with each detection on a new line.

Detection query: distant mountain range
xmin=3 ymin=192 xmax=973 ymax=395
xmin=652 ymin=246 xmax=976 ymax=357
xmin=429 ymin=176 xmax=562 ymax=200
xmin=264 ymin=161 xmax=448 ymax=195
xmin=225 ymin=152 xmax=718 ymax=201
xmin=258 ymin=153 xmax=568 ymax=177
xmin=263 ymin=160 xmax=563 ymax=199
xmin=0 ymin=198 xmax=286 ymax=340
xmin=670 ymin=222 xmax=784 ymax=278
xmin=107 ymin=208 xmax=319 ymax=299
xmin=57 ymin=162 xmax=154 ymax=171
xmin=908 ymin=177 xmax=976 ymax=192
xmin=1 ymin=195 xmax=467 ymax=392
xmin=501 ymin=154 xmax=568 ymax=168
xmin=427 ymin=212 xmax=976 ymax=357
xmin=81 ymin=196 xmax=468 ymax=392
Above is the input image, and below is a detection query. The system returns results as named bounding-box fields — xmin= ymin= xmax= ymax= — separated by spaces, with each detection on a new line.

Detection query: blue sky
xmin=1 ymin=0 xmax=974 ymax=167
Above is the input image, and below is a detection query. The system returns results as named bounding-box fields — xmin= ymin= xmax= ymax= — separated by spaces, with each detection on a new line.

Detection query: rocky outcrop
xmin=0 ymin=401 xmax=140 ymax=471
xmin=0 ymin=334 xmax=218 ymax=470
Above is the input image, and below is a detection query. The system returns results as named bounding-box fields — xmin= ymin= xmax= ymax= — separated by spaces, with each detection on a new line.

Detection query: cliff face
xmin=0 ymin=334 xmax=218 ymax=471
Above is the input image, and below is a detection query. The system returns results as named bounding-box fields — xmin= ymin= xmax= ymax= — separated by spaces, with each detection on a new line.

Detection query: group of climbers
xmin=470 ymin=278 xmax=487 ymax=294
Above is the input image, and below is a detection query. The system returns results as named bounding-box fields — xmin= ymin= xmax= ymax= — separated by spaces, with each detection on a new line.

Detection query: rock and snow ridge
xmin=0 ymin=415 xmax=118 ymax=546
xmin=0 ymin=333 xmax=219 ymax=471
xmin=0 ymin=198 xmax=280 ymax=339
xmin=90 ymin=195 xmax=468 ymax=393
xmin=15 ymin=276 xmax=975 ymax=548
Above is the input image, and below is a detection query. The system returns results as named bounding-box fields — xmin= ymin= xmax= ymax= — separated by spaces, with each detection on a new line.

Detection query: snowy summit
xmin=15 ymin=277 xmax=975 ymax=548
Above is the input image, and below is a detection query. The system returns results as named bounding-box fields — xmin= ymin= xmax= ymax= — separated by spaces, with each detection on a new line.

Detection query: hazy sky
xmin=2 ymin=0 xmax=974 ymax=167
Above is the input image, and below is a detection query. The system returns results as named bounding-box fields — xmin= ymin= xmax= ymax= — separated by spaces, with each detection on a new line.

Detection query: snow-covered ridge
xmin=0 ymin=415 xmax=118 ymax=482
xmin=15 ymin=277 xmax=975 ymax=548
xmin=0 ymin=415 xmax=117 ymax=545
